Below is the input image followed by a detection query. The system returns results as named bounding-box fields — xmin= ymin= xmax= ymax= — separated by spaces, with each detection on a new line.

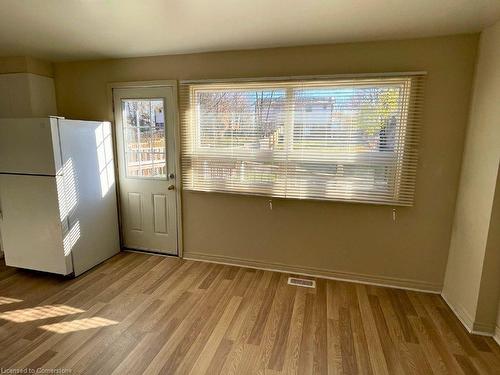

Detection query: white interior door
xmin=113 ymin=86 xmax=178 ymax=255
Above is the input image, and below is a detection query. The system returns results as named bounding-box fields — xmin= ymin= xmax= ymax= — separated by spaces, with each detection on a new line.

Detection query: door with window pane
xmin=113 ymin=86 xmax=178 ymax=255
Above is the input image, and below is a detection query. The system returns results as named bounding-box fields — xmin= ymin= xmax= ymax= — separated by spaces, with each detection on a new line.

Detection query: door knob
xmin=168 ymin=185 xmax=175 ymax=190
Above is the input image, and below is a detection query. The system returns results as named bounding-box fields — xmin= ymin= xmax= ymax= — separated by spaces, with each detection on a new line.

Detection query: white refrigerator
xmin=0 ymin=117 xmax=120 ymax=276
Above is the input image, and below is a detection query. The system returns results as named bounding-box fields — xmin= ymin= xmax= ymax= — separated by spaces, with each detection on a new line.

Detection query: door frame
xmin=107 ymin=80 xmax=183 ymax=258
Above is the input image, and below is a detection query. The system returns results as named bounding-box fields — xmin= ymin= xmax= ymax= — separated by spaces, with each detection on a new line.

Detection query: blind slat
xmin=179 ymin=74 xmax=425 ymax=206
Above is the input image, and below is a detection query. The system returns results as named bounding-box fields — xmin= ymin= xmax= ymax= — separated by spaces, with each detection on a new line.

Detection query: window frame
xmin=120 ymin=97 xmax=168 ymax=180
xmin=180 ymin=73 xmax=425 ymax=206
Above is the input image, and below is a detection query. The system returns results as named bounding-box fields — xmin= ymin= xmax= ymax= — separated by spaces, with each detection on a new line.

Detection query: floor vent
xmin=288 ymin=277 xmax=316 ymax=288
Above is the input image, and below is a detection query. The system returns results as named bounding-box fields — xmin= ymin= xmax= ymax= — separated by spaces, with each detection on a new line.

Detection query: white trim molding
xmin=183 ymin=251 xmax=442 ymax=293
xmin=472 ymin=321 xmax=496 ymax=335
xmin=441 ymin=292 xmax=497 ymax=337
xmin=180 ymin=71 xmax=428 ymax=85
xmin=441 ymin=292 xmax=475 ymax=332
xmin=107 ymin=80 xmax=184 ymax=258
xmin=494 ymin=324 xmax=500 ymax=346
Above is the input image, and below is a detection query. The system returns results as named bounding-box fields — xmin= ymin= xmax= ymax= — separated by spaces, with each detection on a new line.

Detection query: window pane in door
xmin=121 ymin=99 xmax=166 ymax=178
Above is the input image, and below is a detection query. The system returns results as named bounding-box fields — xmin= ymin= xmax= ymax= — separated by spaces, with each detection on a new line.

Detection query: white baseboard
xmin=441 ymin=292 xmax=497 ymax=337
xmin=183 ymin=251 xmax=442 ymax=294
xmin=473 ymin=321 xmax=496 ymax=335
xmin=441 ymin=292 xmax=475 ymax=332
xmin=494 ymin=324 xmax=500 ymax=345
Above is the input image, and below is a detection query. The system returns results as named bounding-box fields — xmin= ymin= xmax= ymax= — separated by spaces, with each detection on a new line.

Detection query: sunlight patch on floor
xmin=0 ymin=297 xmax=22 ymax=306
xmin=39 ymin=317 xmax=118 ymax=333
xmin=0 ymin=305 xmax=84 ymax=323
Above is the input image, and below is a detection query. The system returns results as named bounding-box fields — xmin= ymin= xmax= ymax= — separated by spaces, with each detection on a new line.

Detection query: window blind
xmin=179 ymin=73 xmax=425 ymax=206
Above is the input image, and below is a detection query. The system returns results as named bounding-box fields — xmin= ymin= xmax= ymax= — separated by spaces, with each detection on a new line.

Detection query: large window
xmin=179 ymin=74 xmax=424 ymax=205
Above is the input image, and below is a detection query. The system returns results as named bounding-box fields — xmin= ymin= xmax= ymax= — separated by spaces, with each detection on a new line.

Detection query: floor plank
xmin=0 ymin=252 xmax=498 ymax=374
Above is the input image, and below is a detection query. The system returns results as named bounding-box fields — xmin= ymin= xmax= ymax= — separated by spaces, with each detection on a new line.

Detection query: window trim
xmin=180 ymin=71 xmax=426 ymax=85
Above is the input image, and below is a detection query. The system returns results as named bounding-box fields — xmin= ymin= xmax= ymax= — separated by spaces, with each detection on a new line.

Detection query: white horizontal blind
xmin=179 ymin=74 xmax=425 ymax=206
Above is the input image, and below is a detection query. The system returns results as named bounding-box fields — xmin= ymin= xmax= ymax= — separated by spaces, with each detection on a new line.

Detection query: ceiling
xmin=0 ymin=0 xmax=499 ymax=62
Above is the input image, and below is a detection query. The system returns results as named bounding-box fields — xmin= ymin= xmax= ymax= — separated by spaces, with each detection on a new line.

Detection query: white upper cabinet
xmin=0 ymin=117 xmax=62 ymax=175
xmin=0 ymin=73 xmax=57 ymax=118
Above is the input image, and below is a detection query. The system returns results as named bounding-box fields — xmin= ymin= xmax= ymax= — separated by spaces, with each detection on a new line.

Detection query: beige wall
xmin=443 ymin=21 xmax=500 ymax=332
xmin=54 ymin=34 xmax=478 ymax=290
xmin=476 ymin=169 xmax=500 ymax=329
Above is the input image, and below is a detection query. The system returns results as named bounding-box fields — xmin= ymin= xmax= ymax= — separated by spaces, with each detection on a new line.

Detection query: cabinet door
xmin=0 ymin=174 xmax=72 ymax=275
xmin=0 ymin=117 xmax=61 ymax=175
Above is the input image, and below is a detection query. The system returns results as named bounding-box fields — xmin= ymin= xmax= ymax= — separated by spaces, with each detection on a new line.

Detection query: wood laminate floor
xmin=0 ymin=251 xmax=499 ymax=374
